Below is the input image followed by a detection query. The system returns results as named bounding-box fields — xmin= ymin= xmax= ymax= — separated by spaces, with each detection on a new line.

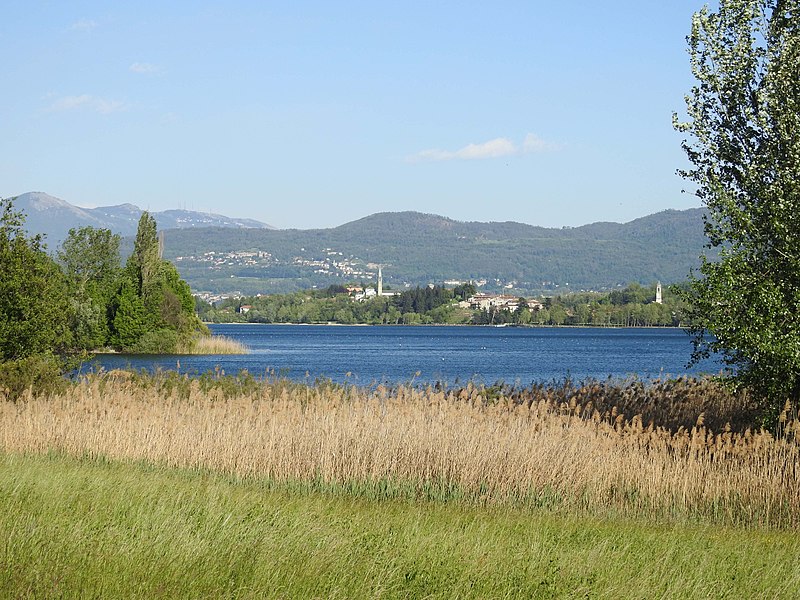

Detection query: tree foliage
xmin=0 ymin=200 xmax=213 ymax=398
xmin=110 ymin=212 xmax=205 ymax=351
xmin=59 ymin=226 xmax=121 ymax=296
xmin=110 ymin=279 xmax=149 ymax=349
xmin=128 ymin=213 xmax=162 ymax=318
xmin=0 ymin=200 xmax=71 ymax=360
xmin=0 ymin=200 xmax=204 ymax=360
xmin=674 ymin=0 xmax=800 ymax=419
xmin=58 ymin=227 xmax=122 ymax=351
xmin=204 ymin=282 xmax=686 ymax=328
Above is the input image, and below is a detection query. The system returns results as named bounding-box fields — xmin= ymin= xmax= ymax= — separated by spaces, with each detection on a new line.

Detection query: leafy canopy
xmin=113 ymin=212 xmax=205 ymax=351
xmin=0 ymin=199 xmax=71 ymax=360
xmin=675 ymin=0 xmax=800 ymax=420
xmin=58 ymin=227 xmax=122 ymax=351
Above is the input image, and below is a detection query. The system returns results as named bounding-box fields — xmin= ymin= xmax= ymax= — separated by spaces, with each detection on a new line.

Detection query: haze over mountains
xmin=8 ymin=191 xmax=709 ymax=295
xmin=11 ymin=192 xmax=273 ymax=245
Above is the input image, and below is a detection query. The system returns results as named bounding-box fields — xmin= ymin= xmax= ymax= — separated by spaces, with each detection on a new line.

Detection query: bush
xmin=0 ymin=354 xmax=69 ymax=401
xmin=129 ymin=329 xmax=181 ymax=354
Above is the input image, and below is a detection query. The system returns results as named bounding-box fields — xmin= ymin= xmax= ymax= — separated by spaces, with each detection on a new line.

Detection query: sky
xmin=2 ymin=1 xmax=710 ymax=230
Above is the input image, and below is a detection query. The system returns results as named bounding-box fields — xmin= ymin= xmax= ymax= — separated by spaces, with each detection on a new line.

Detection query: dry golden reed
xmin=183 ymin=334 xmax=248 ymax=354
xmin=1 ymin=374 xmax=798 ymax=527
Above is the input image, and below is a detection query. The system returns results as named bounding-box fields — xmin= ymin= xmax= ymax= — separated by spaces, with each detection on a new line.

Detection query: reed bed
xmin=1 ymin=374 xmax=798 ymax=528
xmin=182 ymin=334 xmax=248 ymax=354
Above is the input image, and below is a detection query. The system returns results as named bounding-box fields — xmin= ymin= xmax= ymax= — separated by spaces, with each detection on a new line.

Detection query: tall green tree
xmin=110 ymin=279 xmax=148 ymax=349
xmin=59 ymin=227 xmax=121 ymax=295
xmin=58 ymin=226 xmax=122 ymax=350
xmin=111 ymin=211 xmax=205 ymax=351
xmin=674 ymin=0 xmax=800 ymax=420
xmin=127 ymin=212 xmax=162 ymax=322
xmin=0 ymin=199 xmax=71 ymax=359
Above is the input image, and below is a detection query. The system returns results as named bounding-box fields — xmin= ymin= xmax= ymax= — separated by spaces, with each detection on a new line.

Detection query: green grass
xmin=2 ymin=453 xmax=799 ymax=598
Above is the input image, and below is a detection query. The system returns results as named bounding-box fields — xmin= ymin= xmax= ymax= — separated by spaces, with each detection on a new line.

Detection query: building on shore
xmin=459 ymin=293 xmax=542 ymax=313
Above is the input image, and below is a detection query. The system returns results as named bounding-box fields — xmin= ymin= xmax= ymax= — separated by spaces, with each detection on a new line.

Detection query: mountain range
xmin=7 ymin=191 xmax=710 ymax=295
xmin=161 ymin=208 xmax=710 ymax=296
xmin=9 ymin=192 xmax=273 ymax=246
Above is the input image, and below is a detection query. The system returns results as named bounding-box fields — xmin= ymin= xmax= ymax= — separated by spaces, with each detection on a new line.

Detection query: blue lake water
xmin=86 ymin=324 xmax=722 ymax=386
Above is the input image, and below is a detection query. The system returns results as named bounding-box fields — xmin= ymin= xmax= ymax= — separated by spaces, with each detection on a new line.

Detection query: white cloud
xmin=409 ymin=133 xmax=558 ymax=163
xmin=523 ymin=133 xmax=552 ymax=153
xmin=70 ymin=18 xmax=98 ymax=31
xmin=414 ymin=148 xmax=457 ymax=162
xmin=129 ymin=62 xmax=162 ymax=74
xmin=48 ymin=94 xmax=127 ymax=114
xmin=455 ymin=138 xmax=517 ymax=159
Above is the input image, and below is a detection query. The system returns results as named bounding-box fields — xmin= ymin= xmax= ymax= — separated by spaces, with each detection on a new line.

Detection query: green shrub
xmin=129 ymin=329 xmax=181 ymax=354
xmin=0 ymin=354 xmax=68 ymax=401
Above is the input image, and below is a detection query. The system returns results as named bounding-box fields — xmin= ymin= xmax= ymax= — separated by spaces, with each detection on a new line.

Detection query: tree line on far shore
xmin=198 ymin=281 xmax=688 ymax=328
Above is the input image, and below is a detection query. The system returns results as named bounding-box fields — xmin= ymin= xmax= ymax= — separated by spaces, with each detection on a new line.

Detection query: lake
xmin=86 ymin=324 xmax=722 ymax=387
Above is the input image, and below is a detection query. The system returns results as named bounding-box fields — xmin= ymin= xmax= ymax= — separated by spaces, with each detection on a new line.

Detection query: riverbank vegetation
xmin=674 ymin=0 xmax=800 ymax=429
xmin=200 ymin=281 xmax=689 ymax=327
xmin=184 ymin=334 xmax=248 ymax=355
xmin=60 ymin=212 xmax=207 ymax=354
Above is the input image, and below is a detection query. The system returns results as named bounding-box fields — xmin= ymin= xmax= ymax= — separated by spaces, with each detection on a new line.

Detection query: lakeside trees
xmin=59 ymin=226 xmax=122 ymax=352
xmin=675 ymin=0 xmax=800 ymax=420
xmin=0 ymin=199 xmax=205 ymax=372
xmin=56 ymin=212 xmax=205 ymax=354
xmin=201 ymin=282 xmax=687 ymax=328
xmin=0 ymin=200 xmax=71 ymax=360
xmin=115 ymin=213 xmax=203 ymax=352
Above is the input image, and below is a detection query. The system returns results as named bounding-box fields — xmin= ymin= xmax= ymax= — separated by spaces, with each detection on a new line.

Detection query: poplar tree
xmin=112 ymin=211 xmax=205 ymax=351
xmin=674 ymin=0 xmax=800 ymax=420
xmin=128 ymin=211 xmax=162 ymax=320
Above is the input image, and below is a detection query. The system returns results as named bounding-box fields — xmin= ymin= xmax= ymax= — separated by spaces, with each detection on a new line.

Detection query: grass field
xmin=1 ymin=373 xmax=799 ymax=596
xmin=2 ymin=453 xmax=799 ymax=598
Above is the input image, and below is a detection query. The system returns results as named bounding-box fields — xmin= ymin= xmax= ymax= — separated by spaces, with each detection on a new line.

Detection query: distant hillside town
xmin=7 ymin=191 xmax=708 ymax=297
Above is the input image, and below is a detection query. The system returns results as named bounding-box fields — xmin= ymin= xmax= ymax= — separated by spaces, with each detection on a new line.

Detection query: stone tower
xmin=378 ymin=268 xmax=383 ymax=296
xmin=655 ymin=281 xmax=663 ymax=304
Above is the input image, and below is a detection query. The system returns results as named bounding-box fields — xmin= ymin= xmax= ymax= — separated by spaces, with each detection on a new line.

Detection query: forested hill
xmin=160 ymin=208 xmax=710 ymax=295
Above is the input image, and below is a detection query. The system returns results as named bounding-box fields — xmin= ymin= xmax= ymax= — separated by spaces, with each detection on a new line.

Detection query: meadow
xmin=1 ymin=373 xmax=799 ymax=596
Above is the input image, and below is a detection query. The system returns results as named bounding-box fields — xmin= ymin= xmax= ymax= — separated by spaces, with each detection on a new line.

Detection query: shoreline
xmin=203 ymin=321 xmax=686 ymax=330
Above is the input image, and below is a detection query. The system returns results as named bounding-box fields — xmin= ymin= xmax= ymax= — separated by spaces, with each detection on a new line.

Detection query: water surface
xmin=89 ymin=324 xmax=720 ymax=386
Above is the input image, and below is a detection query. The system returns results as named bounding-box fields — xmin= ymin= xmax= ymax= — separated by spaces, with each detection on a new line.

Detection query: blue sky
xmin=2 ymin=1 xmax=708 ymax=230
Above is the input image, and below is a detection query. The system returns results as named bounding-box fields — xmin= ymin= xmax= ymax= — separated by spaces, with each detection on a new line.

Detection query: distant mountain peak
xmin=9 ymin=191 xmax=274 ymax=245
xmin=17 ymin=191 xmax=83 ymax=211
